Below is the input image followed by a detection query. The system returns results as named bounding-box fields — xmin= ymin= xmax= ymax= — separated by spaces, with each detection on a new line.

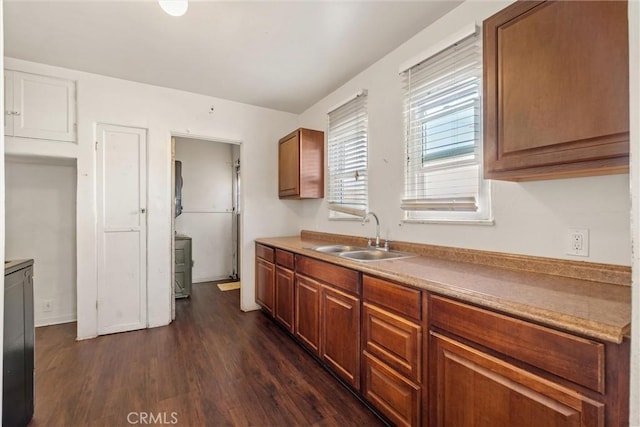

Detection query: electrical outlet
xmin=43 ymin=299 xmax=53 ymax=313
xmin=566 ymin=228 xmax=589 ymax=257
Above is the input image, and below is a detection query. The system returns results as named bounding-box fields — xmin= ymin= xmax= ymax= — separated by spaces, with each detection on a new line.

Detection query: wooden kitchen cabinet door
xmin=321 ymin=285 xmax=360 ymax=390
xmin=274 ymin=265 xmax=295 ymax=333
xmin=483 ymin=0 xmax=629 ymax=181
xmin=363 ymin=352 xmax=420 ymax=427
xmin=278 ymin=132 xmax=300 ymax=197
xmin=430 ymin=333 xmax=604 ymax=427
xmin=255 ymin=257 xmax=275 ymax=315
xmin=294 ymin=274 xmax=321 ymax=355
xmin=278 ymin=128 xmax=324 ymax=199
xmin=362 ymin=303 xmax=421 ymax=383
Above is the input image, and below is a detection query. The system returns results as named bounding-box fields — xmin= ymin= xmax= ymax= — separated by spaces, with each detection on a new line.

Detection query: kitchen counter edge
xmin=255 ymin=236 xmax=630 ymax=344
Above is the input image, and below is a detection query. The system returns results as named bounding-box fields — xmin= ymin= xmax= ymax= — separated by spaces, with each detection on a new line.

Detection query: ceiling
xmin=4 ymin=1 xmax=462 ymax=113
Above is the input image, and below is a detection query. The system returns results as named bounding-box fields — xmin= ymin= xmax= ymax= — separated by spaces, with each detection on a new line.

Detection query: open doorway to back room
xmin=5 ymin=155 xmax=78 ymax=327
xmin=171 ymin=136 xmax=241 ymax=308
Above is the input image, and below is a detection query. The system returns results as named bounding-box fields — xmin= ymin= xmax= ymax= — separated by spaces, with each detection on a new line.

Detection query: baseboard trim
xmin=36 ymin=314 xmax=77 ymax=328
xmin=193 ymin=276 xmax=231 ymax=283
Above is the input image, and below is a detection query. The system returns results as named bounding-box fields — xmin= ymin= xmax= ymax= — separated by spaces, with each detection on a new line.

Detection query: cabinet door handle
xmin=13 ymin=111 xmax=21 ymax=116
xmin=141 ymin=208 xmax=146 ymax=214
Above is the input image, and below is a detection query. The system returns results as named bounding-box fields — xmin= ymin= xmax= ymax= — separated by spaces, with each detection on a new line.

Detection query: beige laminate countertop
xmin=256 ymin=235 xmax=631 ymax=344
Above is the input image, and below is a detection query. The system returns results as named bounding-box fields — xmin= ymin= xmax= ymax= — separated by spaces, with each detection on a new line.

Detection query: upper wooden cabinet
xmin=278 ymin=128 xmax=324 ymax=199
xmin=483 ymin=1 xmax=629 ymax=181
xmin=4 ymin=70 xmax=77 ymax=142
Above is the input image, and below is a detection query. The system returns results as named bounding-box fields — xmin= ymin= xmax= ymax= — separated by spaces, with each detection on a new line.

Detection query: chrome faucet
xmin=361 ymin=211 xmax=380 ymax=249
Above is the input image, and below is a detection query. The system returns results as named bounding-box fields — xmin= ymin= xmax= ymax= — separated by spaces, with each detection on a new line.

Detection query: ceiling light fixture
xmin=158 ymin=0 xmax=188 ymax=17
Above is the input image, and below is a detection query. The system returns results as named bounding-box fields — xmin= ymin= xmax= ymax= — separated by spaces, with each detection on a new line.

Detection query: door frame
xmin=628 ymin=1 xmax=639 ymax=424
xmin=169 ymin=132 xmax=242 ymax=313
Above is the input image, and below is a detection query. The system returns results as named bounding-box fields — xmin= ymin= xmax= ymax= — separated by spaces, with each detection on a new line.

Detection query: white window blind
xmin=327 ymin=91 xmax=368 ymax=218
xmin=401 ymin=30 xmax=490 ymax=221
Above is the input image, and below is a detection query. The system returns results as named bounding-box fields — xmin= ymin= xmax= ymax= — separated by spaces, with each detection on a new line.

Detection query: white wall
xmin=4 ymin=57 xmax=301 ymax=339
xmin=298 ymin=0 xmax=631 ymax=267
xmin=629 ymin=1 xmax=639 ymax=425
xmin=5 ymin=156 xmax=77 ymax=326
xmin=1 ymin=2 xmax=5 ymax=421
xmin=175 ymin=137 xmax=234 ymax=282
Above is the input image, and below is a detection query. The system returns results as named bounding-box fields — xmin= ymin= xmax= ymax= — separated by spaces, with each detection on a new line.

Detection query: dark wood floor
xmin=30 ymin=283 xmax=384 ymax=426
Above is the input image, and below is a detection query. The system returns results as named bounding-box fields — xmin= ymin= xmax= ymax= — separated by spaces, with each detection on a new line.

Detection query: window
xmin=327 ymin=91 xmax=368 ymax=218
xmin=401 ymin=30 xmax=491 ymax=222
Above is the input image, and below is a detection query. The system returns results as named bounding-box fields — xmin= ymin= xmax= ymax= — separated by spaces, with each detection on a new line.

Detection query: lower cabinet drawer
xmin=296 ymin=255 xmax=360 ymax=295
xmin=275 ymin=249 xmax=294 ymax=269
xmin=363 ymin=275 xmax=421 ymax=321
xmin=363 ymin=352 xmax=420 ymax=427
xmin=256 ymin=243 xmax=275 ymax=263
xmin=363 ymin=303 xmax=421 ymax=383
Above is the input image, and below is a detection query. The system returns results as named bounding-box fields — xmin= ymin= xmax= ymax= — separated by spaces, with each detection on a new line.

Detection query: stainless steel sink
xmin=338 ymin=249 xmax=415 ymax=262
xmin=310 ymin=244 xmax=367 ymax=253
xmin=308 ymin=244 xmax=416 ymax=262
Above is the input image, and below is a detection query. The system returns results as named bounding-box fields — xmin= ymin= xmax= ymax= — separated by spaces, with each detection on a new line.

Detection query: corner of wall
xmin=628 ymin=1 xmax=639 ymax=426
xmin=0 ymin=5 xmax=6 ymax=423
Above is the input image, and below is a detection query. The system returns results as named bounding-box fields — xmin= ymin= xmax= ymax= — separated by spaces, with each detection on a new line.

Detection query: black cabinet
xmin=4 ymin=259 xmax=34 ymax=427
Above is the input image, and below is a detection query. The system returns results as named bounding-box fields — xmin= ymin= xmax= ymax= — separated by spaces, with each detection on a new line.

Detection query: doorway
xmin=171 ymin=136 xmax=241 ymax=305
xmin=5 ymin=155 xmax=78 ymax=327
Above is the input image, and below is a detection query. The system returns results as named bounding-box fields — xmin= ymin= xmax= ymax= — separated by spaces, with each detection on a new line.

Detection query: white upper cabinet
xmin=4 ymin=70 xmax=77 ymax=142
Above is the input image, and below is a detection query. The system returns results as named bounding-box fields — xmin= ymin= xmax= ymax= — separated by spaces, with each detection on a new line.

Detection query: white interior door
xmin=96 ymin=124 xmax=147 ymax=335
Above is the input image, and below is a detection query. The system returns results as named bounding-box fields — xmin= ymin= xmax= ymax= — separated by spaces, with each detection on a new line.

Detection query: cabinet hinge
xmin=95 ymin=141 xmax=98 ymax=151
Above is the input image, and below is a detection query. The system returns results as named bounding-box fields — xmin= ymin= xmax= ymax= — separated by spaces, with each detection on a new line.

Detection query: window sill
xmin=402 ymin=218 xmax=495 ymax=226
xmin=329 ymin=216 xmax=363 ymax=222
